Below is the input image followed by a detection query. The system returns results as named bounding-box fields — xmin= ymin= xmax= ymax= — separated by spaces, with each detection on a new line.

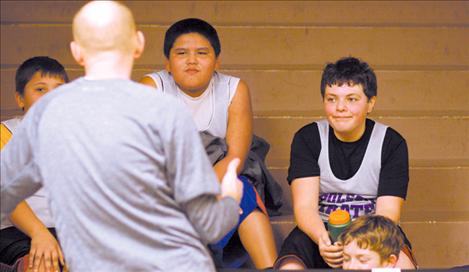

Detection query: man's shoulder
xmin=43 ymin=78 xmax=184 ymax=115
xmin=1 ymin=117 xmax=21 ymax=129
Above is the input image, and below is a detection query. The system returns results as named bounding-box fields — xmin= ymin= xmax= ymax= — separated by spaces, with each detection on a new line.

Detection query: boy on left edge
xmin=1 ymin=56 xmax=69 ymax=272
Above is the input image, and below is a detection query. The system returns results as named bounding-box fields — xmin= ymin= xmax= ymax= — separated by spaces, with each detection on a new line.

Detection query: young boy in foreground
xmin=339 ymin=215 xmax=404 ymax=270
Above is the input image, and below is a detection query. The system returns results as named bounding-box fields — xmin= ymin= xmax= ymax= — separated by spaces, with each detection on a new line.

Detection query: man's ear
xmin=70 ymin=41 xmax=85 ymax=66
xmin=133 ymin=31 xmax=145 ymax=59
xmin=15 ymin=92 xmax=25 ymax=111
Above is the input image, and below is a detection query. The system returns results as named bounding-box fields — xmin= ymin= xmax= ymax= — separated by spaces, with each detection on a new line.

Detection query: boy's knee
xmin=275 ymin=255 xmax=306 ymax=270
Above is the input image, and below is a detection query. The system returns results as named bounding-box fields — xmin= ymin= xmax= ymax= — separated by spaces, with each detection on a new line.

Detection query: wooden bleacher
xmin=1 ymin=1 xmax=468 ymax=268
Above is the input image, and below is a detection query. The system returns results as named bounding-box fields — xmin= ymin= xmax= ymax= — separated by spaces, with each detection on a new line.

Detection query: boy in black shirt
xmin=275 ymin=57 xmax=417 ymax=270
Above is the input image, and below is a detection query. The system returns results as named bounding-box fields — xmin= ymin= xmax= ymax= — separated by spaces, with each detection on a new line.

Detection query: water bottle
xmin=328 ymin=209 xmax=351 ymax=243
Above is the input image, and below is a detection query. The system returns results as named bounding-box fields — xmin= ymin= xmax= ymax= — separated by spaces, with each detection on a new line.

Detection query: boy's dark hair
xmin=320 ymin=57 xmax=377 ymax=100
xmin=163 ymin=18 xmax=221 ymax=58
xmin=338 ymin=215 xmax=404 ymax=262
xmin=15 ymin=56 xmax=69 ymax=96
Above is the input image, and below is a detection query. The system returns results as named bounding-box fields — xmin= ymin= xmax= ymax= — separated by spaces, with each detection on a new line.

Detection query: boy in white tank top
xmin=140 ymin=18 xmax=277 ymax=269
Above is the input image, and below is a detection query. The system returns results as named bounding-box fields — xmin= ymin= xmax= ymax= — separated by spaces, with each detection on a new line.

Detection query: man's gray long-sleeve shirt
xmin=1 ymin=78 xmax=239 ymax=271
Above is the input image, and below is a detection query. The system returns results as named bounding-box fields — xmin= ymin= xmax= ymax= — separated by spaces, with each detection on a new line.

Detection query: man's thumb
xmin=226 ymin=158 xmax=240 ymax=175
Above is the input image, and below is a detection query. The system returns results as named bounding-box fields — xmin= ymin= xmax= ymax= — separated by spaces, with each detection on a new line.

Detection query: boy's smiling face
xmin=343 ymin=240 xmax=395 ymax=270
xmin=323 ymin=83 xmax=376 ymax=142
xmin=16 ymin=72 xmax=66 ymax=112
xmin=165 ymin=32 xmax=220 ymax=97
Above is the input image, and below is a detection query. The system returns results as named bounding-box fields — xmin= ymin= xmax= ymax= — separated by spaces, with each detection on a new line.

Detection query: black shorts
xmin=275 ymin=225 xmax=414 ymax=269
xmin=0 ymin=226 xmax=57 ymax=265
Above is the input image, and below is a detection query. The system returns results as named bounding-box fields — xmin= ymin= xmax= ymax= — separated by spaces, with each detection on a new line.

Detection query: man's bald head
xmin=73 ymin=1 xmax=137 ymax=55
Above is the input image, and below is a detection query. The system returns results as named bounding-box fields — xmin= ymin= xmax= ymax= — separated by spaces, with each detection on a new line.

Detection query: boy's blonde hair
xmin=338 ymin=215 xmax=404 ymax=262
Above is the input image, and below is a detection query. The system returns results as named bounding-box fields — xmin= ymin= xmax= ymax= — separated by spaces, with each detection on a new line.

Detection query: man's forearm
xmin=183 ymin=195 xmax=239 ymax=244
xmin=1 ymin=169 xmax=42 ymax=223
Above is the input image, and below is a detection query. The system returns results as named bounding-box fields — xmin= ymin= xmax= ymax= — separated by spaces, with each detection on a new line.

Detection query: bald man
xmin=1 ymin=1 xmax=242 ymax=271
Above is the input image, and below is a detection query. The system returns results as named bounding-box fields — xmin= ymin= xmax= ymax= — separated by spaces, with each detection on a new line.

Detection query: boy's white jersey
xmin=316 ymin=119 xmax=388 ymax=221
xmin=146 ymin=70 xmax=240 ymax=138
xmin=1 ymin=116 xmax=55 ymax=230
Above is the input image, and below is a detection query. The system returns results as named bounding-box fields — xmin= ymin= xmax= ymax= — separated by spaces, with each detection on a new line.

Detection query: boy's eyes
xmin=325 ymin=97 xmax=359 ymax=103
xmin=174 ymin=50 xmax=209 ymax=56
xmin=358 ymin=257 xmax=370 ymax=263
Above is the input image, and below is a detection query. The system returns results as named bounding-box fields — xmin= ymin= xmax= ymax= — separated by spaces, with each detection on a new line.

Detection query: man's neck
xmin=84 ymin=52 xmax=133 ymax=80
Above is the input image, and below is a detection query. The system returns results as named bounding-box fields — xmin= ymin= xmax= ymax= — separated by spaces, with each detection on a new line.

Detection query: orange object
xmin=328 ymin=209 xmax=351 ymax=225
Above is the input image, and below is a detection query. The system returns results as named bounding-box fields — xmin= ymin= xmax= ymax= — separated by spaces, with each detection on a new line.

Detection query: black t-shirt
xmin=288 ymin=119 xmax=409 ymax=199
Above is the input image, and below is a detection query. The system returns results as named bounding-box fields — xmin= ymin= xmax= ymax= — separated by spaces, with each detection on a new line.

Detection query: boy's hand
xmin=220 ymin=158 xmax=243 ymax=204
xmin=29 ymin=227 xmax=65 ymax=272
xmin=319 ymin=232 xmax=343 ymax=268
